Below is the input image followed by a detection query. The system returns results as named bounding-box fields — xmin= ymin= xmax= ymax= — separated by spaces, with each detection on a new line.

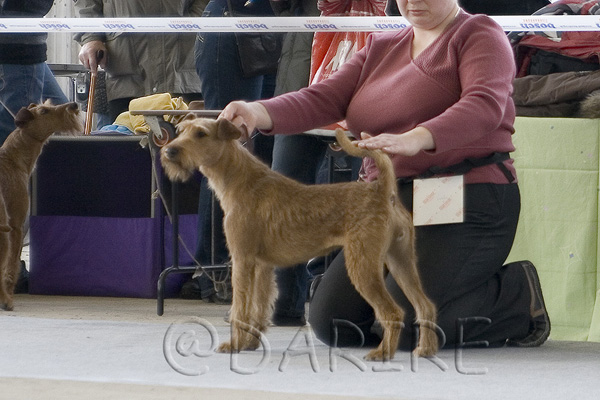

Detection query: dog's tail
xmin=334 ymin=129 xmax=397 ymax=195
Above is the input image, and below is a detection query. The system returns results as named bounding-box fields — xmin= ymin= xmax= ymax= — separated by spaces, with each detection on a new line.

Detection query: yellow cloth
xmin=114 ymin=93 xmax=189 ymax=134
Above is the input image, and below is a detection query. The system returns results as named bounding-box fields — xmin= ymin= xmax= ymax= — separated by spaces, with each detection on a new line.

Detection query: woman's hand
xmin=78 ymin=41 xmax=107 ymax=72
xmin=356 ymin=126 xmax=435 ymax=156
xmin=220 ymin=101 xmax=273 ymax=141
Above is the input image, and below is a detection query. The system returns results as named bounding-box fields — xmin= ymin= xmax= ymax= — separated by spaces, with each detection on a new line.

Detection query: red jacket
xmin=510 ymin=0 xmax=600 ymax=76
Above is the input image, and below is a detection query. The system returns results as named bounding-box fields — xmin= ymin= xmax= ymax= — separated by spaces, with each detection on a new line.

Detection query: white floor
xmin=1 ymin=295 xmax=599 ymax=400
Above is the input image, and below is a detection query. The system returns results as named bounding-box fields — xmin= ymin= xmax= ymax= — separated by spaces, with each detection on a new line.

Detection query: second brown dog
xmin=161 ymin=117 xmax=438 ymax=360
xmin=0 ymin=101 xmax=82 ymax=311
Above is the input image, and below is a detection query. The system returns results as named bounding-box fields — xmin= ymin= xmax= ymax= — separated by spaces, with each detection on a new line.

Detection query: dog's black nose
xmin=67 ymin=102 xmax=78 ymax=111
xmin=164 ymin=146 xmax=179 ymax=159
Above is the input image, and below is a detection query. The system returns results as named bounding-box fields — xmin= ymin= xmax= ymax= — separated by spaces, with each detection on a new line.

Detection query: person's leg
xmin=187 ymin=0 xmax=274 ymax=300
xmin=41 ymin=63 xmax=69 ymax=105
xmin=108 ymin=97 xmax=133 ymax=123
xmin=271 ymin=135 xmax=328 ymax=324
xmin=0 ymin=63 xmax=45 ymax=144
xmin=195 ymin=2 xmax=266 ymax=110
xmin=388 ymin=183 xmax=530 ymax=347
xmin=309 ymin=182 xmax=533 ymax=350
xmin=271 ymin=135 xmax=328 ymax=183
xmin=193 ymin=21 xmax=267 ymax=256
xmin=250 ymin=73 xmax=277 ymax=166
xmin=308 ymin=250 xmax=381 ymax=347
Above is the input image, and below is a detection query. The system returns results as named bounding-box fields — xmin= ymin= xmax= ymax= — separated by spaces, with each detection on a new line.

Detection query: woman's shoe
xmin=507 ymin=261 xmax=551 ymax=347
xmin=271 ymin=313 xmax=306 ymax=327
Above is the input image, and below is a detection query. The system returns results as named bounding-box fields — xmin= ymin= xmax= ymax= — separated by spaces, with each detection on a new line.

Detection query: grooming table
xmin=29 ymin=135 xmax=201 ymax=299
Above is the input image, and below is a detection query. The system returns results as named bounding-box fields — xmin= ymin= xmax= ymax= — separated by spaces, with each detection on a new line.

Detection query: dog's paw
xmin=216 ymin=338 xmax=261 ymax=353
xmin=414 ymin=332 xmax=438 ymax=357
xmin=243 ymin=336 xmax=261 ymax=351
xmin=413 ymin=345 xmax=437 ymax=358
xmin=364 ymin=347 xmax=394 ymax=362
xmin=216 ymin=341 xmax=237 ymax=354
xmin=0 ymin=302 xmax=13 ymax=312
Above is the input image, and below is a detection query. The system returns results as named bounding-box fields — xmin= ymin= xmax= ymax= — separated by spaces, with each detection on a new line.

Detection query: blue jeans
xmin=194 ymin=0 xmax=276 ymax=109
xmin=271 ymin=135 xmax=329 ymax=318
xmin=192 ymin=0 xmax=276 ymax=298
xmin=0 ymin=62 xmax=69 ymax=144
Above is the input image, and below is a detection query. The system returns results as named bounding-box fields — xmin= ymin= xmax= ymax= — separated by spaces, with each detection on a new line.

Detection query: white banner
xmin=0 ymin=16 xmax=599 ymax=33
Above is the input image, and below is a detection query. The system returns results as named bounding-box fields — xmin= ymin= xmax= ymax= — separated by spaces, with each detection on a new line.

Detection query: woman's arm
xmin=256 ymin=39 xmax=370 ymax=134
xmin=220 ymin=101 xmax=273 ymax=140
xmin=420 ymin=16 xmax=516 ymax=154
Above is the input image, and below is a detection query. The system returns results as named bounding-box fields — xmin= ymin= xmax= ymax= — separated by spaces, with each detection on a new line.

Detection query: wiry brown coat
xmin=0 ymin=101 xmax=82 ymax=311
xmin=161 ymin=117 xmax=437 ymax=360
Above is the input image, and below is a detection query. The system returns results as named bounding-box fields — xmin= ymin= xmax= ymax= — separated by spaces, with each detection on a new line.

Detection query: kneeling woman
xmin=220 ymin=0 xmax=550 ymax=350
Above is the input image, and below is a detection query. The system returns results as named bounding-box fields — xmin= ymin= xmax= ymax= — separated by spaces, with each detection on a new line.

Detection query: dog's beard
xmin=53 ymin=127 xmax=83 ymax=137
xmin=69 ymin=114 xmax=84 ymax=135
xmin=47 ymin=113 xmax=84 ymax=137
xmin=162 ymin=159 xmax=194 ymax=182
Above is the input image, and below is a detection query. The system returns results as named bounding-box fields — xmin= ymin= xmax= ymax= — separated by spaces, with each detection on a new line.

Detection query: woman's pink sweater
xmin=259 ymin=11 xmax=517 ymax=184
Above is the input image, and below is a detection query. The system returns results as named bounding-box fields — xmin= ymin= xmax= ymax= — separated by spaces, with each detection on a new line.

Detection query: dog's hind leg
xmin=344 ymin=243 xmax=405 ymax=361
xmin=385 ymin=227 xmax=438 ymax=357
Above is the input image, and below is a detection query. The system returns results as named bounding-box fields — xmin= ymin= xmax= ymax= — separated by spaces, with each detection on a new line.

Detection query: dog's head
xmin=160 ymin=117 xmax=242 ymax=182
xmin=14 ymin=100 xmax=83 ymax=141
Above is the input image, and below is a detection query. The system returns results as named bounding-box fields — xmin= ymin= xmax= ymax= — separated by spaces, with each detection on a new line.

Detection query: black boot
xmin=14 ymin=261 xmax=29 ymax=294
xmin=507 ymin=261 xmax=551 ymax=347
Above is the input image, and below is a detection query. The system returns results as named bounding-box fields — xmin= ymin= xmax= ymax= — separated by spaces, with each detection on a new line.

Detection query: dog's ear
xmin=181 ymin=113 xmax=197 ymax=123
xmin=14 ymin=107 xmax=35 ymax=128
xmin=215 ymin=118 xmax=242 ymax=141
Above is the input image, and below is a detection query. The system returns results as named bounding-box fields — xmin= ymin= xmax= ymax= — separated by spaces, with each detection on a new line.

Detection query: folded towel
xmin=114 ymin=93 xmax=189 ymax=134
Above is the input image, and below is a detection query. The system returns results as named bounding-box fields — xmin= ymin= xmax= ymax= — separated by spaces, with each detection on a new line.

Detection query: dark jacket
xmin=513 ymin=70 xmax=600 ymax=117
xmin=458 ymin=0 xmax=550 ymax=15
xmin=0 ymin=0 xmax=55 ymax=64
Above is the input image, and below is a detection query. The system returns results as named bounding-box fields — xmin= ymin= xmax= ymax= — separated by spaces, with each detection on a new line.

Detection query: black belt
xmin=397 ymin=152 xmax=515 ymax=184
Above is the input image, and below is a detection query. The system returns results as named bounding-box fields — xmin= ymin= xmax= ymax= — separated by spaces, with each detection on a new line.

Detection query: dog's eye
xmin=195 ymin=130 xmax=207 ymax=139
xmin=39 ymin=108 xmax=49 ymax=115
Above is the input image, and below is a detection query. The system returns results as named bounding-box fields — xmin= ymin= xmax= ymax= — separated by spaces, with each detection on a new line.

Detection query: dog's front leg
xmin=252 ymin=264 xmax=277 ymax=332
xmin=0 ymin=233 xmax=10 ymax=310
xmin=217 ymin=256 xmax=265 ymax=353
xmin=0 ymin=229 xmax=20 ymax=311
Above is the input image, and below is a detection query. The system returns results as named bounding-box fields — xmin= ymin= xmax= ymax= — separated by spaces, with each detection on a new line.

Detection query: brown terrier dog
xmin=161 ymin=117 xmax=438 ymax=360
xmin=0 ymin=101 xmax=82 ymax=311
